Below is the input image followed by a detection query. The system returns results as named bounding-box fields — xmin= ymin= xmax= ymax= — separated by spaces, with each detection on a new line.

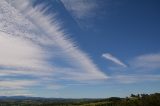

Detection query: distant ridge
xmin=0 ymin=96 xmax=44 ymax=100
xmin=0 ymin=96 xmax=98 ymax=101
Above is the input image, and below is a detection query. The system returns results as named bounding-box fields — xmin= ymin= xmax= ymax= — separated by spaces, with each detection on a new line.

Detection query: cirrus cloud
xmin=0 ymin=0 xmax=108 ymax=96
xmin=102 ymin=53 xmax=127 ymax=67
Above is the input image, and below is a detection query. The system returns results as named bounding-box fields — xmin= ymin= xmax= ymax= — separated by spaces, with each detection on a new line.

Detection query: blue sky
xmin=0 ymin=0 xmax=160 ymax=98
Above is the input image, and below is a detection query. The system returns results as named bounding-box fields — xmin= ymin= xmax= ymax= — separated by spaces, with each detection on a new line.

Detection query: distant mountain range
xmin=0 ymin=96 xmax=44 ymax=100
xmin=0 ymin=96 xmax=98 ymax=101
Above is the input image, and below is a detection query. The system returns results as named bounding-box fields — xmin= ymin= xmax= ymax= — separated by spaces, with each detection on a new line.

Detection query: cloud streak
xmin=0 ymin=0 xmax=108 ymax=96
xmin=130 ymin=53 xmax=160 ymax=70
xmin=61 ymin=0 xmax=98 ymax=19
xmin=0 ymin=79 xmax=37 ymax=89
xmin=60 ymin=0 xmax=100 ymax=29
xmin=112 ymin=74 xmax=160 ymax=84
xmin=102 ymin=53 xmax=127 ymax=67
xmin=0 ymin=31 xmax=50 ymax=71
xmin=0 ymin=89 xmax=34 ymax=96
xmin=106 ymin=52 xmax=160 ymax=84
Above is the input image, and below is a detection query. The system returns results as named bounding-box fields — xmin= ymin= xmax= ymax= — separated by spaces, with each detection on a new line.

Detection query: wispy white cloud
xmin=0 ymin=89 xmax=34 ymax=96
xmin=102 ymin=53 xmax=127 ymax=67
xmin=60 ymin=0 xmax=99 ymax=29
xmin=0 ymin=79 xmax=37 ymax=89
xmin=61 ymin=0 xmax=98 ymax=20
xmin=130 ymin=53 xmax=160 ymax=70
xmin=0 ymin=0 xmax=108 ymax=95
xmin=12 ymin=0 xmax=107 ymax=81
xmin=107 ymin=52 xmax=160 ymax=84
xmin=112 ymin=74 xmax=160 ymax=84
xmin=0 ymin=31 xmax=51 ymax=71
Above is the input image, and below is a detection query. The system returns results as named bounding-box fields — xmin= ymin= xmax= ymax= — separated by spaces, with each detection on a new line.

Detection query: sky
xmin=0 ymin=0 xmax=160 ymax=98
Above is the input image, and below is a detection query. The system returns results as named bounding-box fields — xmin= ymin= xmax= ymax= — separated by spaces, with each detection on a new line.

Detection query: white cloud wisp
xmin=61 ymin=0 xmax=98 ymax=20
xmin=102 ymin=53 xmax=127 ymax=67
xmin=106 ymin=52 xmax=160 ymax=84
xmin=111 ymin=74 xmax=160 ymax=84
xmin=0 ymin=0 xmax=108 ymax=96
xmin=130 ymin=53 xmax=160 ymax=70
